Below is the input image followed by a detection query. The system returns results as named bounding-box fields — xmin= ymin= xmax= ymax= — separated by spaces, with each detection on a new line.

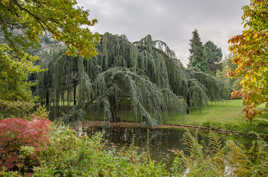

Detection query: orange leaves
xmin=231 ymin=90 xmax=241 ymax=99
xmin=242 ymin=107 xmax=257 ymax=120
xmin=228 ymin=0 xmax=268 ymax=121
xmin=226 ymin=71 xmax=235 ymax=78
xmin=232 ymin=57 xmax=241 ymax=65
xmin=242 ymin=103 xmax=262 ymax=120
xmin=228 ymin=34 xmax=244 ymax=44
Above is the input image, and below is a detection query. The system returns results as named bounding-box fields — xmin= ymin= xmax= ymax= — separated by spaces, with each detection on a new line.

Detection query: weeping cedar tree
xmin=35 ymin=33 xmax=223 ymax=127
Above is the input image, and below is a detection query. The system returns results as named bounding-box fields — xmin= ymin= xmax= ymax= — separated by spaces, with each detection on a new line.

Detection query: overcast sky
xmin=77 ymin=0 xmax=249 ymax=65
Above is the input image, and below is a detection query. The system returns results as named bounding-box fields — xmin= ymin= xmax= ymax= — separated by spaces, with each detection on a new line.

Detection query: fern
xmin=207 ymin=132 xmax=222 ymax=155
xmin=172 ymin=131 xmax=268 ymax=177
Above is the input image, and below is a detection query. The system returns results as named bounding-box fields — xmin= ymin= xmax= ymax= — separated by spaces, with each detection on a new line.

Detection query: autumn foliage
xmin=228 ymin=0 xmax=268 ymax=120
xmin=0 ymin=117 xmax=51 ymax=172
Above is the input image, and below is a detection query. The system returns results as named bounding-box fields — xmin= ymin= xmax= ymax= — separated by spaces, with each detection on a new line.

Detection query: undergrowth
xmin=1 ymin=122 xmax=267 ymax=177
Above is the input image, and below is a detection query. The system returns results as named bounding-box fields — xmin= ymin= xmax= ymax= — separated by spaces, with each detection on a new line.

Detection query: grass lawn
xmin=167 ymin=99 xmax=268 ymax=134
xmin=168 ymin=99 xmax=245 ymax=125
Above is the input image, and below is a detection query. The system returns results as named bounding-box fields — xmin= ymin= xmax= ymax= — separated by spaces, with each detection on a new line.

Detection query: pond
xmin=86 ymin=126 xmax=256 ymax=163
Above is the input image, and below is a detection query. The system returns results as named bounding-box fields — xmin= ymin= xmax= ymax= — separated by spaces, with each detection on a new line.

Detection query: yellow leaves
xmin=64 ymin=50 xmax=72 ymax=56
xmin=228 ymin=0 xmax=268 ymax=121
xmin=253 ymin=33 xmax=259 ymax=39
xmin=0 ymin=44 xmax=42 ymax=101
xmin=32 ymin=55 xmax=39 ymax=61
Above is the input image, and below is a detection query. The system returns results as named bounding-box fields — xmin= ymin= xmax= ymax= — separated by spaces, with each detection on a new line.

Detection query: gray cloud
xmin=78 ymin=0 xmax=249 ymax=65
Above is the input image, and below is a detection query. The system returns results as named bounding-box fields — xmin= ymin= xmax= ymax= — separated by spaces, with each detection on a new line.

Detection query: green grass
xmin=168 ymin=99 xmax=245 ymax=125
xmin=167 ymin=99 xmax=268 ymax=134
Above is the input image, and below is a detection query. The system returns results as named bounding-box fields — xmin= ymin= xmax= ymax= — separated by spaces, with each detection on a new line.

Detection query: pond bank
xmin=75 ymin=120 xmax=268 ymax=140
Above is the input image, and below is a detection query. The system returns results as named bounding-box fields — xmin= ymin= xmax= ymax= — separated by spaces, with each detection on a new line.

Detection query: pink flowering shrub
xmin=0 ymin=116 xmax=51 ymax=172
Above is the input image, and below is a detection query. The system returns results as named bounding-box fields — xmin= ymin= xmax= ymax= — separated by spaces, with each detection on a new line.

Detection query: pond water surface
xmin=86 ymin=127 xmax=255 ymax=162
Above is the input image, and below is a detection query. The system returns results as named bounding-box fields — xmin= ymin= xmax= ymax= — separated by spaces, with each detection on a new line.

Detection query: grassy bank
xmin=83 ymin=99 xmax=268 ymax=134
xmin=167 ymin=99 xmax=268 ymax=134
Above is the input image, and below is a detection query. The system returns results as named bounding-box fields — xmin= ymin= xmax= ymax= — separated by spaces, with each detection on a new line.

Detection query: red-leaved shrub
xmin=0 ymin=116 xmax=51 ymax=172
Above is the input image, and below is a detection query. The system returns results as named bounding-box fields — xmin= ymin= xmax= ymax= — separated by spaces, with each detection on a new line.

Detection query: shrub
xmin=0 ymin=117 xmax=51 ymax=173
xmin=33 ymin=125 xmax=169 ymax=177
xmin=32 ymin=105 xmax=49 ymax=119
xmin=0 ymin=170 xmax=20 ymax=177
xmin=0 ymin=99 xmax=35 ymax=120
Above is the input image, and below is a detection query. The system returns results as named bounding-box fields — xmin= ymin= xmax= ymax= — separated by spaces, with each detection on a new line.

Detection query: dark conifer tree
xmin=203 ymin=41 xmax=223 ymax=75
xmin=188 ymin=30 xmax=206 ymax=72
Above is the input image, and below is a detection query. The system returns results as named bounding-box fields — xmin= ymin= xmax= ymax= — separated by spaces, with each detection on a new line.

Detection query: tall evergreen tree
xmin=203 ymin=41 xmax=223 ymax=75
xmin=188 ymin=30 xmax=206 ymax=71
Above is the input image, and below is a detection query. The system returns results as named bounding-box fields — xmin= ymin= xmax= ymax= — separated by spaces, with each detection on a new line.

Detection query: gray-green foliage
xmin=36 ymin=33 xmax=223 ymax=126
xmin=190 ymin=71 xmax=222 ymax=101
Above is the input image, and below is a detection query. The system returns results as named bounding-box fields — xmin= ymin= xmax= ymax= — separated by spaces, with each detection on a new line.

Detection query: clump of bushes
xmin=0 ymin=117 xmax=51 ymax=175
xmin=0 ymin=99 xmax=35 ymax=120
xmin=33 ymin=125 xmax=169 ymax=176
xmin=0 ymin=99 xmax=48 ymax=120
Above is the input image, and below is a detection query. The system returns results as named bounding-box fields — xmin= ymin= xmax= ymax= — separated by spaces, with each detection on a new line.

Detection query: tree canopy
xmin=228 ymin=0 xmax=268 ymax=120
xmin=0 ymin=44 xmax=41 ymax=101
xmin=0 ymin=0 xmax=99 ymax=102
xmin=0 ymin=0 xmax=99 ymax=58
